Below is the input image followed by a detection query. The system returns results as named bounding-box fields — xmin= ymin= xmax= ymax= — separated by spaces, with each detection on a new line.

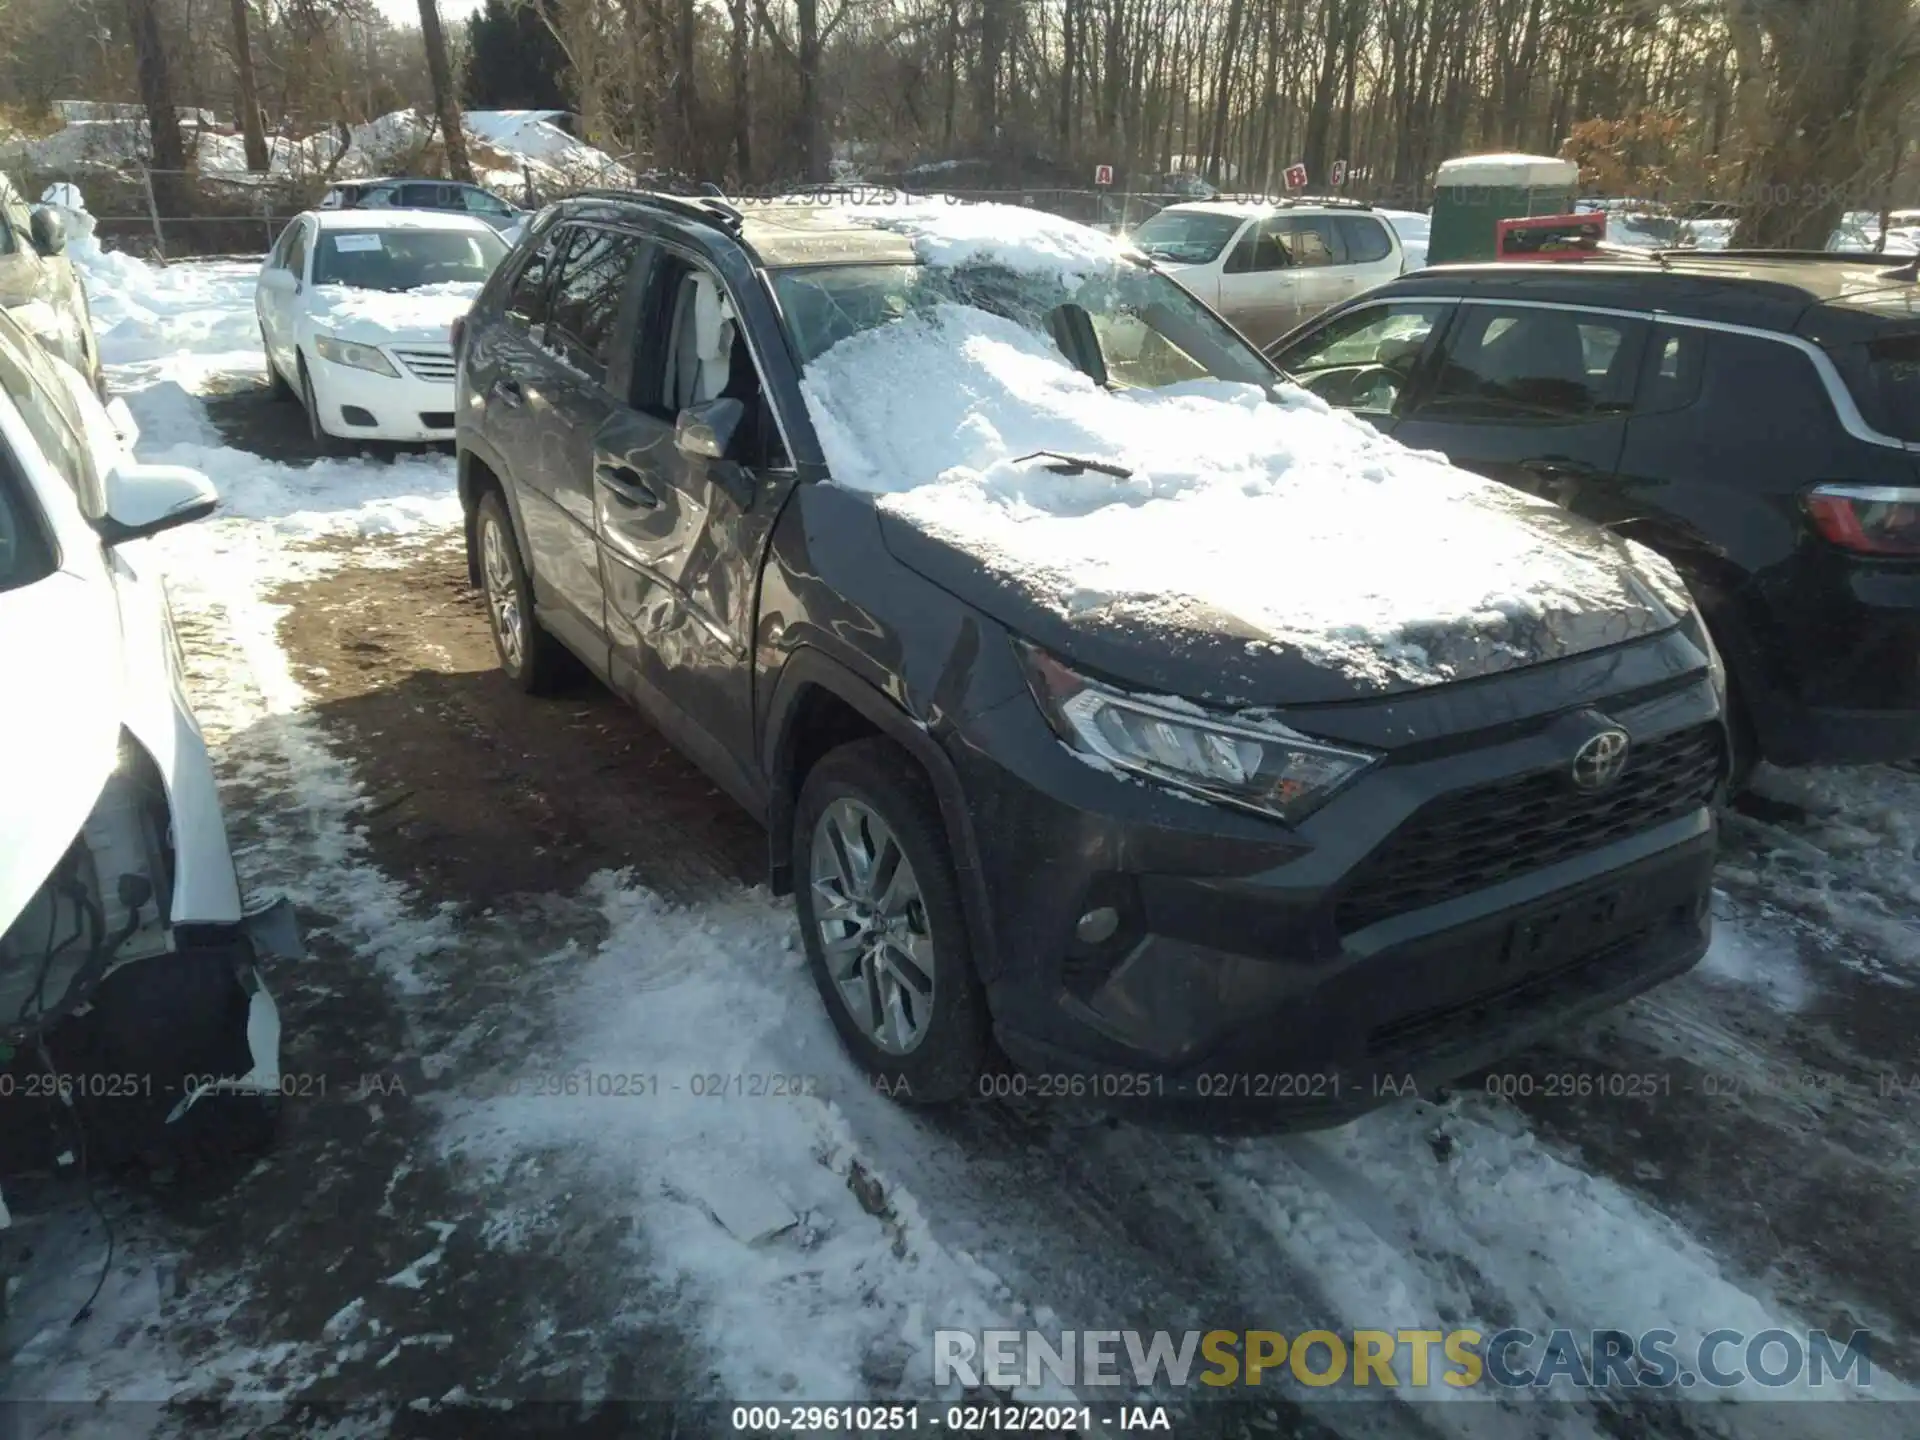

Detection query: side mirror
xmin=95 ymin=461 xmax=219 ymax=544
xmin=260 ymin=267 xmax=299 ymax=295
xmin=675 ymin=396 xmax=746 ymax=461
xmin=29 ymin=206 xmax=66 ymax=257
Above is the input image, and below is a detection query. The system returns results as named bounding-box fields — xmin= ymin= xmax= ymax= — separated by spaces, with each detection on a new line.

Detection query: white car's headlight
xmin=1019 ymin=644 xmax=1376 ymax=824
xmin=313 ymin=333 xmax=399 ymax=377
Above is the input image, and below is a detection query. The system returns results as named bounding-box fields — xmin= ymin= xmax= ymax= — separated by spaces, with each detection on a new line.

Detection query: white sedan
xmin=255 ymin=209 xmax=508 ymax=450
xmin=0 ymin=306 xmax=291 ymax=1199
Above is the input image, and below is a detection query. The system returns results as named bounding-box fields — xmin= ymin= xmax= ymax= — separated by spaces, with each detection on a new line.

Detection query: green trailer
xmin=1426 ymin=154 xmax=1579 ymax=265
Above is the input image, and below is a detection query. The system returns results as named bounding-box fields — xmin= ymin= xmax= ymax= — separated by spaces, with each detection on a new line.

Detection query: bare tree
xmin=123 ymin=0 xmax=192 ymax=215
xmin=230 ymin=0 xmax=270 ymax=171
xmin=418 ymin=0 xmax=476 ymax=181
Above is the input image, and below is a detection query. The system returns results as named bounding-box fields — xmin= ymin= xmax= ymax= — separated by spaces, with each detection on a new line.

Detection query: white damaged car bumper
xmin=310 ymin=345 xmax=457 ymax=443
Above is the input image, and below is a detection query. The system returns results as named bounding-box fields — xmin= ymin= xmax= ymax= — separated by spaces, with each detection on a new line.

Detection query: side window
xmin=0 ymin=330 xmax=95 ymax=500
xmin=1337 ymin=215 xmax=1393 ymax=265
xmin=1276 ymin=217 xmax=1339 ymax=267
xmin=269 ymin=221 xmax=298 ymax=267
xmin=636 ymin=255 xmax=785 ymax=467
xmin=504 ymin=225 xmax=566 ymax=328
xmin=546 ymin=226 xmax=647 ymax=380
xmin=1418 ymin=305 xmax=1646 ymax=422
xmin=1274 ymin=301 xmax=1451 ymax=415
xmin=360 ymin=186 xmax=398 ymax=209
xmin=400 ymin=183 xmax=450 ymax=209
xmin=1636 ymin=325 xmax=1708 ymax=415
xmin=1222 ymin=222 xmax=1258 ymax=274
xmin=463 ymin=189 xmax=512 ymax=217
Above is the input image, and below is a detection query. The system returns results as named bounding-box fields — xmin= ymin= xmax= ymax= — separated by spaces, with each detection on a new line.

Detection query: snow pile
xmin=1 ymin=106 xmax=629 ymax=195
xmin=799 ymin=265 xmax=1657 ymax=685
xmin=861 ymin=196 xmax=1129 ymax=278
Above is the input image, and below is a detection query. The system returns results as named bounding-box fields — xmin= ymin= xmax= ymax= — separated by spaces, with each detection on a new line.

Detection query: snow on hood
xmin=800 ymin=294 xmax=1678 ymax=694
xmin=307 ymin=281 xmax=480 ymax=346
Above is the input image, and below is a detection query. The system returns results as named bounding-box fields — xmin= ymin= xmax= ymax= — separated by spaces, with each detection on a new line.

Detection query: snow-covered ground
xmin=5 ymin=211 xmax=1919 ymax=1435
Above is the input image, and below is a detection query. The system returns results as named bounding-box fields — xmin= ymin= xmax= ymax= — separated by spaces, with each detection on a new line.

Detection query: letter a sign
xmin=1094 ymin=164 xmax=1114 ymax=186
xmin=1284 ymin=162 xmax=1309 ymax=190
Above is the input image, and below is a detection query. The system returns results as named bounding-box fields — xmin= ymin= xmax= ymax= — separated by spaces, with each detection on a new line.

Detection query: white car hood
xmin=0 ymin=571 xmax=126 ymax=932
xmin=307 ymin=282 xmax=479 ymax=348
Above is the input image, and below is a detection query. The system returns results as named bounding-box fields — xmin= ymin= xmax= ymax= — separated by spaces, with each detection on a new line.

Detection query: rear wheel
xmin=476 ymin=487 xmax=567 ymax=694
xmin=793 ymin=739 xmax=990 ymax=1103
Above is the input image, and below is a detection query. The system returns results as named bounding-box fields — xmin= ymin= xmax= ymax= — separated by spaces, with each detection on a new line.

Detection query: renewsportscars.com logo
xmin=933 ymin=1328 xmax=1874 ymax=1392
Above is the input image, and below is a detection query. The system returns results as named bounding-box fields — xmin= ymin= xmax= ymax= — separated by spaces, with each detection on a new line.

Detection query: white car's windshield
xmin=1127 ymin=209 xmax=1244 ymax=264
xmin=771 ymin=259 xmax=1276 ymax=392
xmin=311 ymin=228 xmax=506 ymax=292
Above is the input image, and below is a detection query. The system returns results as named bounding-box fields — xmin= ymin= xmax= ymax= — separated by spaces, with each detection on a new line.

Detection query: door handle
xmin=596 ymin=462 xmax=659 ymax=509
xmin=1519 ymin=456 xmax=1596 ymax=477
xmin=493 ymin=377 xmax=524 ymax=407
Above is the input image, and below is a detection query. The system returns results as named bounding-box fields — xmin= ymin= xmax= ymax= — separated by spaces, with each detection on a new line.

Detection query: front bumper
xmin=0 ymin=918 xmax=288 ymax=1172
xmin=311 ymin=352 xmax=456 ymax=442
xmin=951 ymin=675 xmax=1720 ymax=1122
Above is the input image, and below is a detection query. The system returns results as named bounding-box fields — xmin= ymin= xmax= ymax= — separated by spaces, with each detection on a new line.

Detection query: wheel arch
xmin=763 ymin=647 xmax=1000 ymax=980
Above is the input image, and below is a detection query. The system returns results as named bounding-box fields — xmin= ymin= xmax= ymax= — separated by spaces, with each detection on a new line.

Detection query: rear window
xmin=1847 ymin=334 xmax=1920 ymax=441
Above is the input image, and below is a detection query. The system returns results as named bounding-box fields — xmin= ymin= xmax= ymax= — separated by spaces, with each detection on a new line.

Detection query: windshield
xmin=770 ymin=259 xmax=1277 ymax=392
xmin=1126 ymin=210 xmax=1244 ymax=264
xmin=310 ymin=228 xmax=506 ymax=291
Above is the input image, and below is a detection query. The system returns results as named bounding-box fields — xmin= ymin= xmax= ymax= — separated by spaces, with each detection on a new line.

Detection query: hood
xmin=800 ymin=301 xmax=1682 ymax=706
xmin=308 ymin=282 xmax=479 ymax=347
xmin=879 ymin=499 xmax=1678 ymax=705
xmin=0 ymin=571 xmax=125 ymax=931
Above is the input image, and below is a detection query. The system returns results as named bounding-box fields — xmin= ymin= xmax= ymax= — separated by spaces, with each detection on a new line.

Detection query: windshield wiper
xmin=1012 ymin=450 xmax=1134 ymax=479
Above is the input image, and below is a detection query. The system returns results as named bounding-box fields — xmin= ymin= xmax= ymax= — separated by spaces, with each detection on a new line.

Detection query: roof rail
xmin=1657 ymin=247 xmax=1883 ymax=263
xmin=564 ymin=187 xmax=744 ymax=232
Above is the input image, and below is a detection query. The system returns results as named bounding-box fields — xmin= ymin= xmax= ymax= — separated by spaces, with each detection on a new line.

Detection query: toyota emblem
xmin=1571 ymin=729 xmax=1631 ymax=790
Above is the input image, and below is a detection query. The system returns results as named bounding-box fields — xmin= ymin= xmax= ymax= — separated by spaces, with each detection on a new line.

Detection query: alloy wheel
xmin=809 ymin=797 xmax=936 ymax=1054
xmin=480 ymin=514 xmax=525 ymax=672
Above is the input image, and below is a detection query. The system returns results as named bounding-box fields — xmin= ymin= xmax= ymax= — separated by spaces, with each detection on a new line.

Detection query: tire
xmin=792 ymin=738 xmax=990 ymax=1104
xmin=475 ymin=487 xmax=568 ymax=694
xmin=299 ymin=355 xmax=349 ymax=456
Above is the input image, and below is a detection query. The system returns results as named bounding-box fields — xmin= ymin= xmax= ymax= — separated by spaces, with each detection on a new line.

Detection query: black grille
xmin=1335 ymin=723 xmax=1722 ymax=934
xmin=419 ymin=411 xmax=455 ymax=429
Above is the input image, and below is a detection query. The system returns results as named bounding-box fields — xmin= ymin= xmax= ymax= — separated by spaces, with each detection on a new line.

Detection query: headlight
xmin=1018 ymin=644 xmax=1377 ymax=824
xmin=313 ymin=333 xmax=399 ymax=377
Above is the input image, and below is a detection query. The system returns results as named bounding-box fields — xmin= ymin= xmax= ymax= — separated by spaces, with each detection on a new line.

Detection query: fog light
xmin=1075 ymin=907 xmax=1121 ymax=944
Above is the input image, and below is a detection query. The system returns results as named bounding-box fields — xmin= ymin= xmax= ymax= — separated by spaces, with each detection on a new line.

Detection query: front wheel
xmin=299 ymin=355 xmax=349 ymax=457
xmin=793 ymin=739 xmax=990 ymax=1104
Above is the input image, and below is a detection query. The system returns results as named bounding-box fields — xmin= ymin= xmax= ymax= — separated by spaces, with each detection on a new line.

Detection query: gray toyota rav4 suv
xmin=452 ymin=190 xmax=1727 ymax=1122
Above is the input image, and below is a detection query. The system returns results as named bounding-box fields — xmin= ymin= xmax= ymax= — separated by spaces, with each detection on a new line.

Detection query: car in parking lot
xmin=1266 ymin=251 xmax=1920 ymax=779
xmin=257 ymin=209 xmax=508 ymax=450
xmin=0 ymin=171 xmax=104 ymax=394
xmin=1127 ymin=197 xmax=1406 ymax=345
xmin=318 ymin=176 xmax=526 ymax=233
xmin=0 ymin=305 xmax=288 ymax=1193
xmin=454 ymin=192 xmax=1725 ymax=1119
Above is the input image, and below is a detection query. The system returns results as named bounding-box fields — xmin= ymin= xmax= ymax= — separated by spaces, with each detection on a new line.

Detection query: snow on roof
xmin=798 ymin=299 xmax=1650 ymax=687
xmin=817 ymin=198 xmax=1130 ymax=280
xmin=307 ymin=208 xmax=497 ymax=233
xmin=1434 ymin=153 xmax=1578 ymax=189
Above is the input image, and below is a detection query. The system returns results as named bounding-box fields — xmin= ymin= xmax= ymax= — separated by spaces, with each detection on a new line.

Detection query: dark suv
xmin=1268 ymin=253 xmax=1920 ymax=777
xmin=454 ymin=192 xmax=1725 ymax=1120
